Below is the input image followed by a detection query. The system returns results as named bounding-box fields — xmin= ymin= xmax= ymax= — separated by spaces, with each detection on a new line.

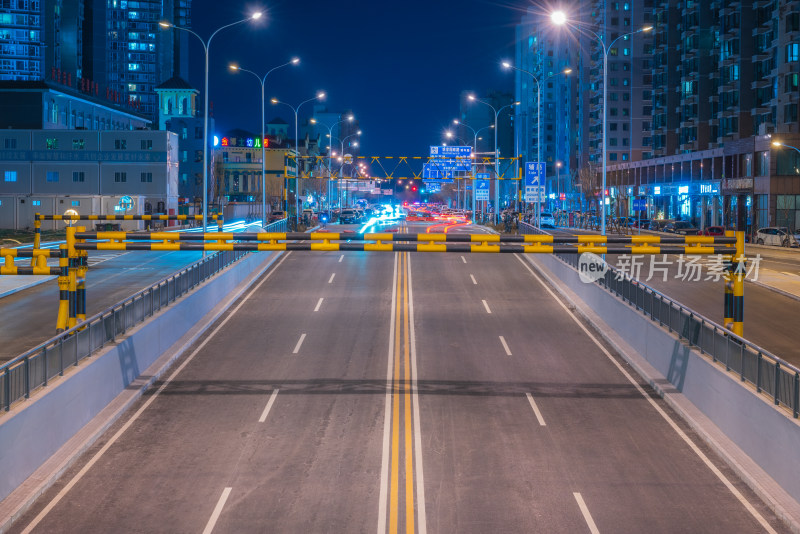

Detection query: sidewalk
xmin=0 ymin=275 xmax=56 ymax=299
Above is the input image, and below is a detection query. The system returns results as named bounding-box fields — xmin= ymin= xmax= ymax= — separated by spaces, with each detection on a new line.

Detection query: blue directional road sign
xmin=430 ymin=145 xmax=472 ymax=158
xmin=633 ymin=197 xmax=647 ymax=211
xmin=525 ymin=162 xmax=546 ymax=203
xmin=475 ymin=172 xmax=490 ymax=180
xmin=525 ymin=162 xmax=545 ymax=186
xmin=429 ymin=146 xmax=472 ymax=172
xmin=475 ymin=179 xmax=490 ymax=201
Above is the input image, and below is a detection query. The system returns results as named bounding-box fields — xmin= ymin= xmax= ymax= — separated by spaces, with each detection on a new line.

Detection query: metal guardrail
xmin=519 ymin=221 xmax=800 ymax=418
xmin=0 ymin=252 xmax=248 ymax=413
xmin=0 ymin=216 xmax=293 ymax=412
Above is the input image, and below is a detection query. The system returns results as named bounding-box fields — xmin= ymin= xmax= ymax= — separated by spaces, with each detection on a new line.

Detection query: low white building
xmin=0 ymin=129 xmax=179 ymax=230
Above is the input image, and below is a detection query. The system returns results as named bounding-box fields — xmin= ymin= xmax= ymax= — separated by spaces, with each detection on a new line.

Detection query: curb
xmin=749 ymin=279 xmax=800 ymax=303
xmin=0 ymin=276 xmax=55 ymax=300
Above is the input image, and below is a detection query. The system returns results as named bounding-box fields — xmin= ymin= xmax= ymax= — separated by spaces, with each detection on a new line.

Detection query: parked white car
xmin=539 ymin=212 xmax=556 ymax=228
xmin=754 ymin=227 xmax=799 ymax=247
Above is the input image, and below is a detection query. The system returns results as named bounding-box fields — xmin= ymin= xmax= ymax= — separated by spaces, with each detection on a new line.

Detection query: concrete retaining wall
xmin=0 ymin=251 xmax=275 ymax=503
xmin=530 ymin=254 xmax=800 ymax=505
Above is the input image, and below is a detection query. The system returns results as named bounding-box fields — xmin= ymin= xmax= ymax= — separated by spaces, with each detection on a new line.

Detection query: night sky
xmin=188 ymin=0 xmax=528 ymax=157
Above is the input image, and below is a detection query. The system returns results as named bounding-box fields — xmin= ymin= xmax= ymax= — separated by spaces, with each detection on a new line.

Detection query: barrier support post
xmin=32 ymin=215 xmax=42 ymax=266
xmin=56 ymin=245 xmax=69 ymax=333
xmin=723 ymin=230 xmax=735 ymax=331
xmin=66 ymin=226 xmax=78 ymax=329
xmin=76 ymin=226 xmax=87 ymax=324
xmin=732 ymin=230 xmax=745 ymax=337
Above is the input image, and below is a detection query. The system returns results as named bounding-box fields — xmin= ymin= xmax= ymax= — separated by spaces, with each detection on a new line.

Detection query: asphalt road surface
xmin=0 ymin=250 xmax=203 ymax=362
xmin=9 ymin=222 xmax=789 ymax=533
xmin=549 ymin=228 xmax=800 ymax=364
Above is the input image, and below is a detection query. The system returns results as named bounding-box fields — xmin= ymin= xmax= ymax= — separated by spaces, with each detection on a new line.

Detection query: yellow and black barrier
xmin=33 ymin=212 xmax=224 ymax=261
xmin=73 ymin=231 xmax=737 ymax=245
xmin=44 ymin=227 xmax=745 ymax=335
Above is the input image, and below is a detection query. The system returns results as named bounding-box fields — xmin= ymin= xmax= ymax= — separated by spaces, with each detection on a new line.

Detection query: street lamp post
xmin=550 ymin=12 xmax=652 ymax=235
xmin=556 ymin=161 xmax=562 ymax=211
xmin=456 ymin=121 xmax=493 ymax=220
xmin=502 ymin=62 xmax=571 ymax=227
xmin=271 ymin=92 xmax=326 ymax=224
xmin=340 ymin=130 xmax=361 ymax=205
xmin=229 ymin=59 xmax=299 ymax=225
xmin=159 ymin=12 xmax=262 ymax=233
xmin=310 ymin=115 xmax=354 ymax=212
xmin=467 ymin=96 xmax=518 ymax=224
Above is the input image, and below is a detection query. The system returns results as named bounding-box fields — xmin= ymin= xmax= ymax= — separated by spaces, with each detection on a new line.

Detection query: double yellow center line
xmin=389 ymin=251 xmax=416 ymax=533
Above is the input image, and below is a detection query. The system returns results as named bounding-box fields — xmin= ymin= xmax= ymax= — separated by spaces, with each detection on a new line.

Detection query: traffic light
xmin=411 ymin=185 xmax=417 ymax=192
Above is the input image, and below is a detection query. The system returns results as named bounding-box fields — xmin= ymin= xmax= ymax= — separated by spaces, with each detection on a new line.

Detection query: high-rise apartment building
xmin=0 ymin=0 xmax=83 ymax=81
xmin=2 ymin=0 xmax=190 ymax=122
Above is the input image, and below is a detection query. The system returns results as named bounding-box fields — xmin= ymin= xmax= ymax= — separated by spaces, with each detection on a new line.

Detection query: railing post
xmin=3 ymin=368 xmax=9 ymax=411
xmin=24 ymin=357 xmax=30 ymax=399
xmin=794 ymin=373 xmax=799 ymax=418
xmin=755 ymin=352 xmax=762 ymax=391
xmin=774 ymin=362 xmax=781 ymax=406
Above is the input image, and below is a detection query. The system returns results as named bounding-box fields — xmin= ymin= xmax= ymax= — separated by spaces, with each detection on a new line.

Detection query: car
xmin=664 ymin=221 xmax=699 ymax=235
xmin=632 ymin=218 xmax=650 ymax=229
xmin=649 ymin=219 xmax=673 ymax=232
xmin=268 ymin=210 xmax=285 ymax=223
xmin=754 ymin=227 xmax=798 ymax=247
xmin=539 ymin=212 xmax=556 ymax=228
xmin=702 ymin=226 xmax=726 ymax=237
xmin=339 ymin=208 xmax=359 ymax=224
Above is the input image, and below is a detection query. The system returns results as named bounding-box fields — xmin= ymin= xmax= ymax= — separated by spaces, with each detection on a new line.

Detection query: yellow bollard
xmin=76 ymin=226 xmax=88 ymax=325
xmin=32 ymin=216 xmax=42 ymax=266
xmin=732 ymin=231 xmax=745 ymax=337
xmin=56 ymin=245 xmax=69 ymax=333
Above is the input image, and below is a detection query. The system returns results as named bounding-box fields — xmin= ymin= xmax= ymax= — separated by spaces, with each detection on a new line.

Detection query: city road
xmin=9 ymin=222 xmax=788 ymax=533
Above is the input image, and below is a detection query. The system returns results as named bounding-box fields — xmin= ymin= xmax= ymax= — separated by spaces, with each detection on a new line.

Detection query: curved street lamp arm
xmin=235 ymin=67 xmax=263 ymax=86
xmin=168 ymin=25 xmax=207 ymax=52
xmin=507 ymin=64 xmax=540 ymax=86
xmin=271 ymin=99 xmax=296 ymax=113
xmin=263 ymin=60 xmax=297 ymax=83
xmin=608 ymin=28 xmax=647 ymax=51
xmin=208 ymin=17 xmax=253 ymax=48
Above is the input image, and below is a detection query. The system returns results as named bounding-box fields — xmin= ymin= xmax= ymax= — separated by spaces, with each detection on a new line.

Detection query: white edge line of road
xmin=572 ymin=492 xmax=600 ymax=534
xmin=407 ymin=253 xmax=427 ymax=534
xmin=259 ymin=389 xmax=279 ymax=423
xmin=513 ymin=254 xmax=778 ymax=534
xmin=377 ymin=252 xmax=398 ymax=534
xmin=202 ymin=486 xmax=232 ymax=534
xmin=17 ymin=252 xmax=293 ymax=534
